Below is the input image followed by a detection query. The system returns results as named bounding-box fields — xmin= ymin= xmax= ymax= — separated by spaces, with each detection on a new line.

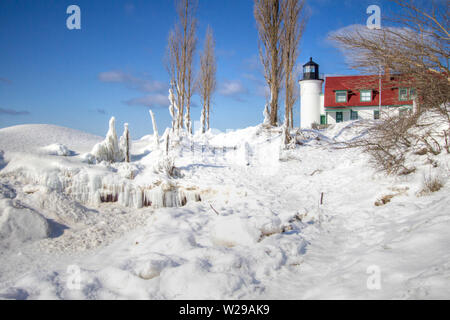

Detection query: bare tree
xmin=330 ymin=0 xmax=449 ymax=174
xmin=167 ymin=29 xmax=182 ymax=131
xmin=198 ymin=26 xmax=217 ymax=133
xmin=166 ymin=0 xmax=198 ymax=133
xmin=254 ymin=0 xmax=284 ymax=126
xmin=281 ymin=0 xmax=307 ymax=129
xmin=330 ymin=0 xmax=449 ymax=121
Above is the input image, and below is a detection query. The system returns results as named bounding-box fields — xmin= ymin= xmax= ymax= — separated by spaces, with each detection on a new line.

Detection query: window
xmin=399 ymin=88 xmax=409 ymax=101
xmin=304 ymin=66 xmax=315 ymax=73
xmin=410 ymin=88 xmax=417 ymax=99
xmin=360 ymin=90 xmax=372 ymax=102
xmin=320 ymin=115 xmax=327 ymax=125
xmin=351 ymin=110 xmax=358 ymax=120
xmin=336 ymin=112 xmax=343 ymax=123
xmin=374 ymin=110 xmax=380 ymax=120
xmin=335 ymin=91 xmax=347 ymax=103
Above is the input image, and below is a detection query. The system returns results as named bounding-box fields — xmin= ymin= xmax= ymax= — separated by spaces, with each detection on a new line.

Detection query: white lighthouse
xmin=299 ymin=58 xmax=324 ymax=128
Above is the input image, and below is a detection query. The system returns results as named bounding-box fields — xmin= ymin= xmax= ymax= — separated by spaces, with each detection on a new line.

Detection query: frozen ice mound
xmin=0 ymin=199 xmax=50 ymax=250
xmin=41 ymin=143 xmax=74 ymax=156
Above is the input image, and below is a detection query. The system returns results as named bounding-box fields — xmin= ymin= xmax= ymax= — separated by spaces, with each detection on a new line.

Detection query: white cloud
xmin=98 ymin=71 xmax=127 ymax=83
xmin=327 ymin=24 xmax=418 ymax=69
xmin=243 ymin=55 xmax=261 ymax=72
xmin=125 ymin=94 xmax=169 ymax=108
xmin=0 ymin=77 xmax=12 ymax=85
xmin=0 ymin=108 xmax=29 ymax=115
xmin=218 ymin=80 xmax=248 ymax=101
xmin=98 ymin=71 xmax=167 ymax=93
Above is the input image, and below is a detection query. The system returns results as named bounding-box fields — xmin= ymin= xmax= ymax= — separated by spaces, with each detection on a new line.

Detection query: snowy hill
xmin=0 ymin=122 xmax=449 ymax=299
xmin=0 ymin=124 xmax=102 ymax=154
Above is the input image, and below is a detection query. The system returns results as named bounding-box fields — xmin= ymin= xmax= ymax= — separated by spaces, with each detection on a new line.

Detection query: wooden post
xmin=126 ymin=129 xmax=130 ymax=163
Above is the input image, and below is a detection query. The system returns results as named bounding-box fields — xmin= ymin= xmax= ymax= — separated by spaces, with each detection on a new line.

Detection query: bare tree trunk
xmin=254 ymin=0 xmax=284 ymax=127
xmin=166 ymin=0 xmax=198 ymax=132
xmin=198 ymin=26 xmax=217 ymax=133
xmin=281 ymin=0 xmax=306 ymax=130
xmin=207 ymin=95 xmax=211 ymax=130
xmin=125 ymin=126 xmax=130 ymax=163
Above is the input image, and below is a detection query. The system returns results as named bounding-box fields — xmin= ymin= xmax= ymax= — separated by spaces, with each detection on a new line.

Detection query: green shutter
xmin=374 ymin=110 xmax=380 ymax=119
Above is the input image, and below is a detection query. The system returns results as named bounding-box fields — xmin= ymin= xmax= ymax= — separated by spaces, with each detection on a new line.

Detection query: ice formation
xmin=263 ymin=103 xmax=270 ymax=125
xmin=91 ymin=117 xmax=122 ymax=163
xmin=41 ymin=143 xmax=73 ymax=156
xmin=119 ymin=123 xmax=131 ymax=162
xmin=149 ymin=110 xmax=159 ymax=148
xmin=0 ymin=198 xmax=50 ymax=250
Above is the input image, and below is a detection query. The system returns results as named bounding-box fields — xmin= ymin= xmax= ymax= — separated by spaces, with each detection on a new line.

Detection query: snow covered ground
xmin=0 ymin=121 xmax=449 ymax=299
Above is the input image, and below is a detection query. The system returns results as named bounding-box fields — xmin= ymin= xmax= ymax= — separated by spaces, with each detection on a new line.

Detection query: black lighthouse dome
xmin=302 ymin=57 xmax=321 ymax=80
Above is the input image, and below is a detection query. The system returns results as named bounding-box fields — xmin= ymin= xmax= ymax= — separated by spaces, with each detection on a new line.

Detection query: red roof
xmin=324 ymin=75 xmax=414 ymax=108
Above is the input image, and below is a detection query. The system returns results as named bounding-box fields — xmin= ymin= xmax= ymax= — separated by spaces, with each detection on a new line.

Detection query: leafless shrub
xmin=344 ymin=114 xmax=419 ymax=174
xmin=154 ymin=156 xmax=182 ymax=178
xmin=419 ymin=170 xmax=444 ymax=195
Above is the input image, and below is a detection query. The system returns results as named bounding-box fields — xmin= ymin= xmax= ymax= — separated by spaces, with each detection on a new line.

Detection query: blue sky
xmin=0 ymin=0 xmax=394 ymax=138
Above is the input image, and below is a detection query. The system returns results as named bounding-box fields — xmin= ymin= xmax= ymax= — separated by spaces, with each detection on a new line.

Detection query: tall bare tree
xmin=166 ymin=0 xmax=198 ymax=132
xmin=281 ymin=0 xmax=307 ymax=129
xmin=199 ymin=26 xmax=217 ymax=133
xmin=254 ymin=0 xmax=284 ymax=126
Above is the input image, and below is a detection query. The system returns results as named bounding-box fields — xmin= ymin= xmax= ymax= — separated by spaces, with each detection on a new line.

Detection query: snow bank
xmin=40 ymin=143 xmax=74 ymax=156
xmin=210 ymin=215 xmax=261 ymax=247
xmin=0 ymin=120 xmax=448 ymax=300
xmin=159 ymin=261 xmax=245 ymax=299
xmin=0 ymin=199 xmax=50 ymax=251
xmin=0 ymin=124 xmax=101 ymax=154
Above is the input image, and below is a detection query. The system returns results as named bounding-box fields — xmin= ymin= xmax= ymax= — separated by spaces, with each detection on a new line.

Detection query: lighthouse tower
xmin=299 ymin=58 xmax=324 ymax=128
